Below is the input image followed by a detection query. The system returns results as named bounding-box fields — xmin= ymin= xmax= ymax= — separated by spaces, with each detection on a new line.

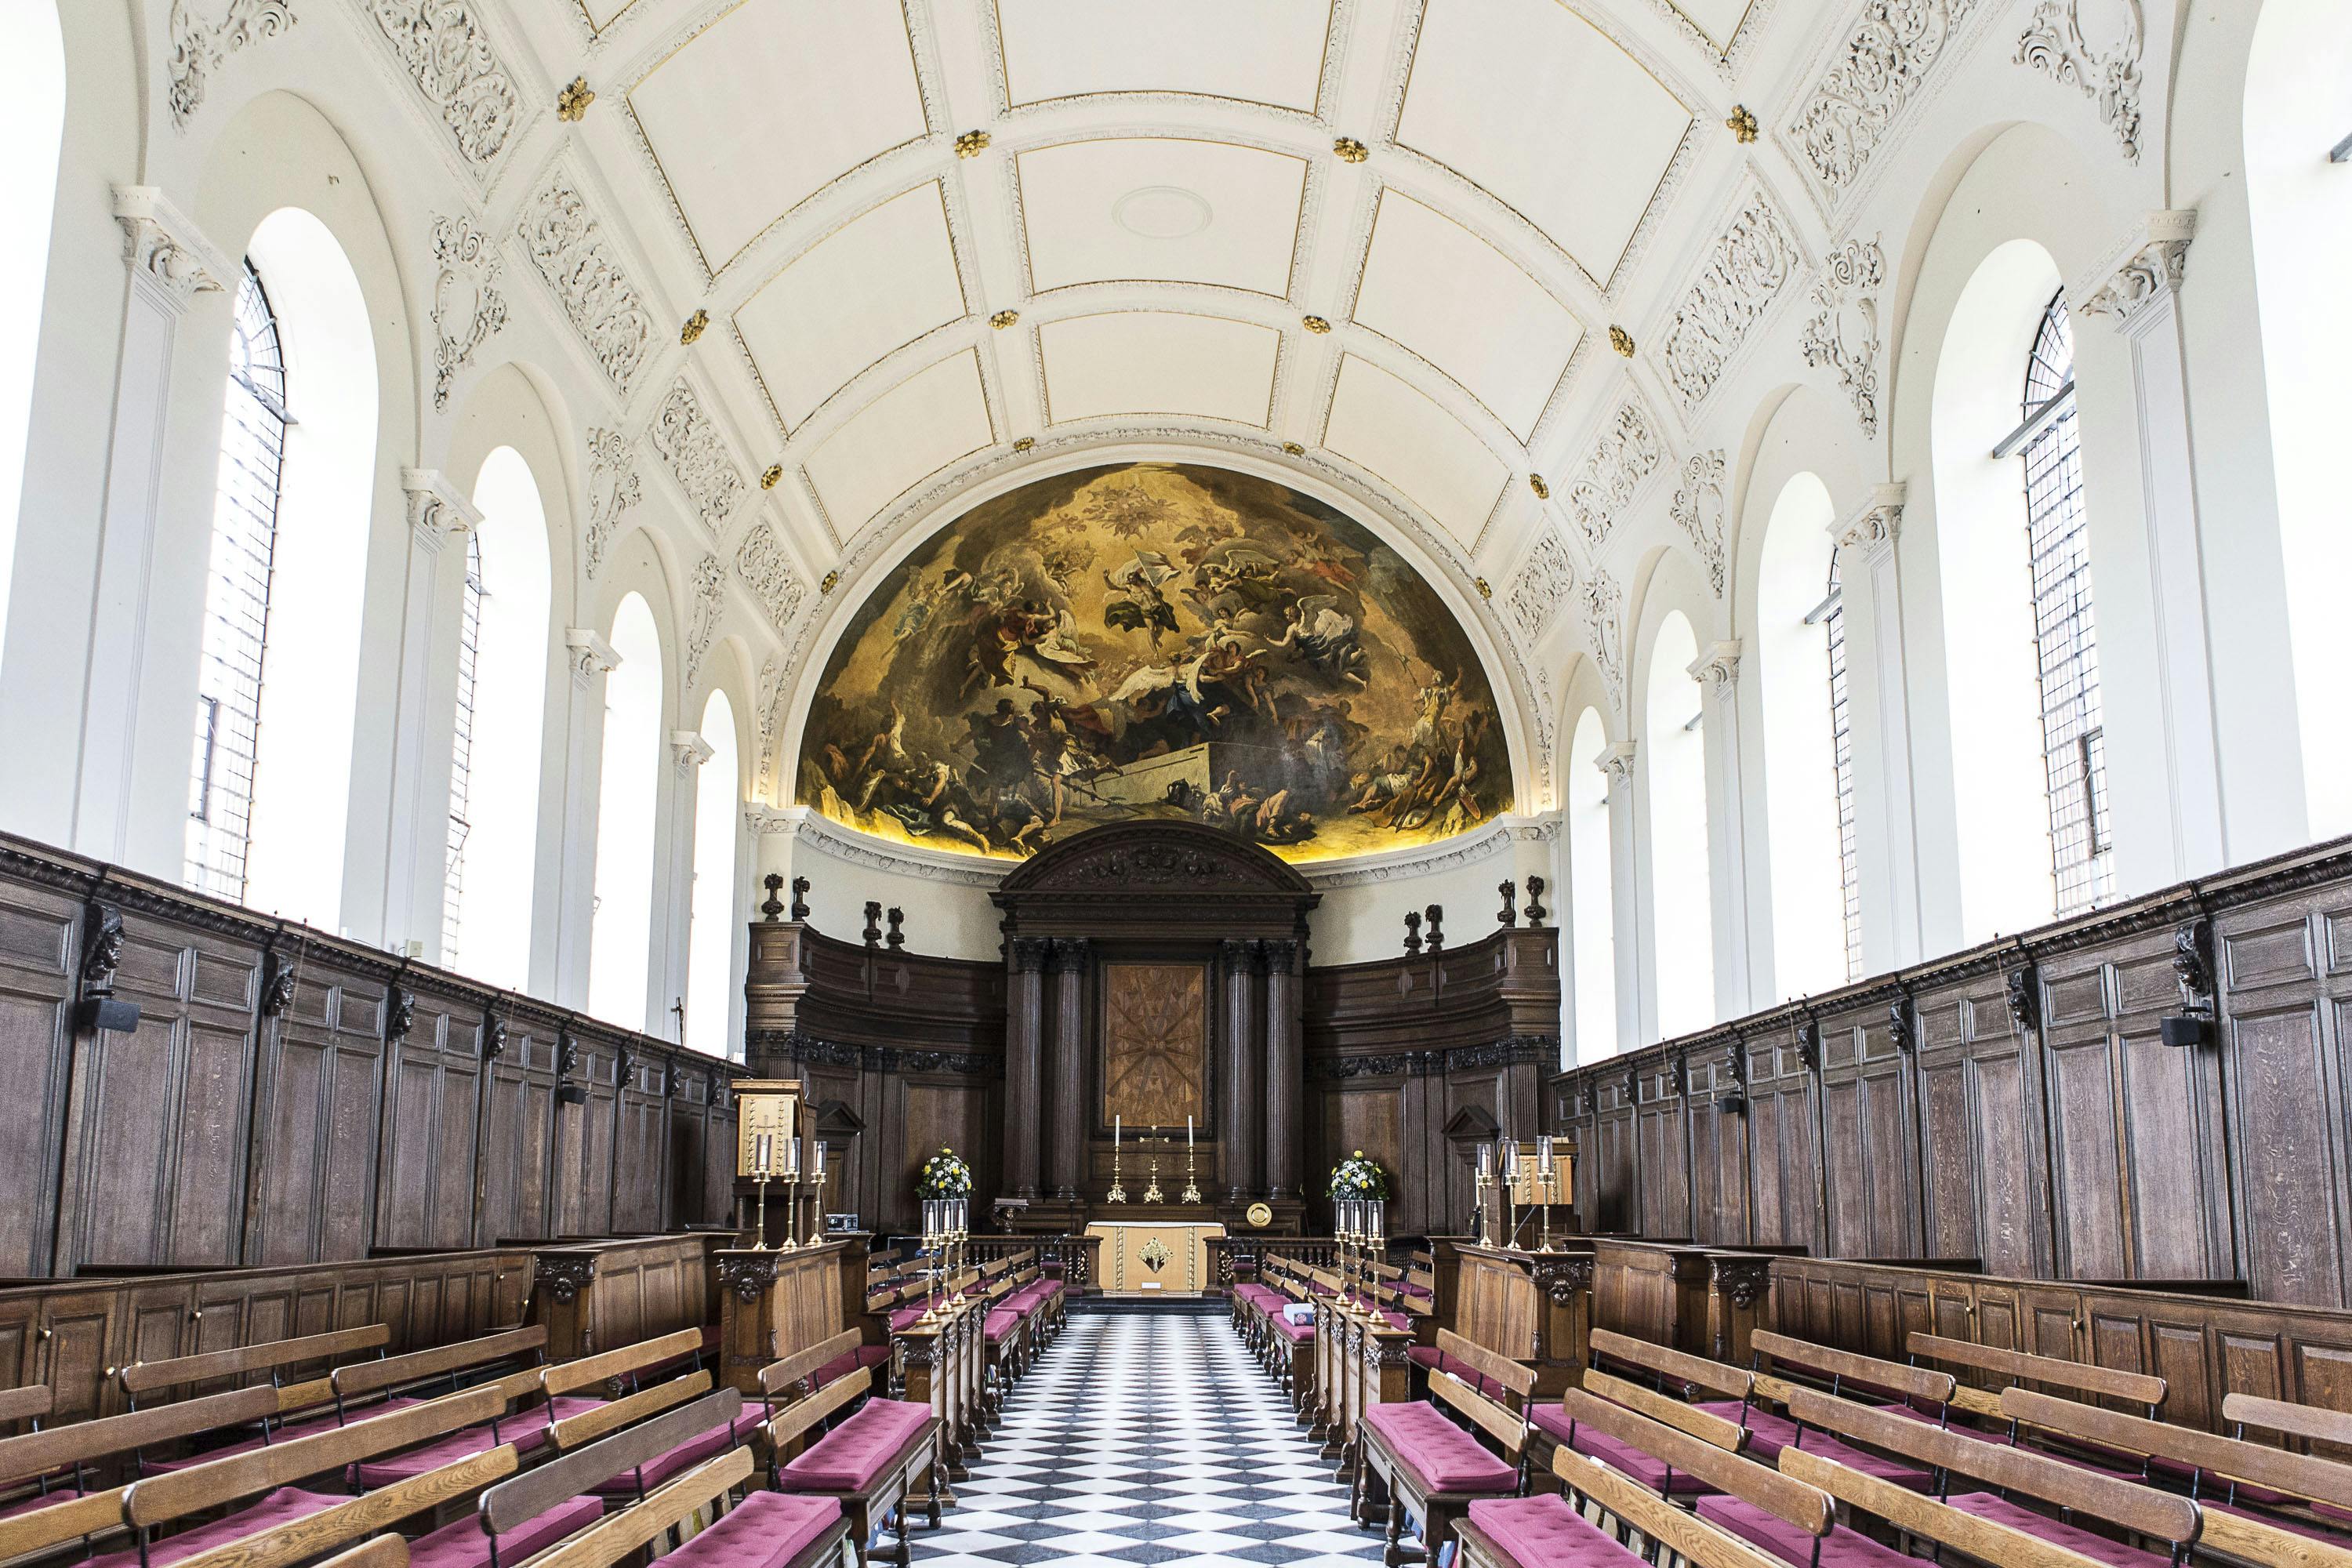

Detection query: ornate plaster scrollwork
xmin=1800 ymin=238 xmax=1887 ymax=436
xmin=1580 ymin=568 xmax=1627 ymax=715
xmin=1791 ymin=0 xmax=1982 ymax=204
xmin=583 ymin=427 xmax=641 ymax=582
xmin=401 ymin=468 xmax=482 ymax=546
xmin=671 ymin=729 xmax=714 ymax=775
xmin=430 ymin=214 xmax=505 ymax=412
xmin=648 ymin=379 xmax=746 ymax=535
xmin=2077 ymin=211 xmax=2194 ymax=331
xmin=735 ymin=521 xmax=807 ymax=634
xmin=1566 ymin=402 xmax=1664 ymax=551
xmin=754 ymin=656 xmax=786 ymax=797
xmin=1691 ymin=641 xmax=1742 ymax=697
xmin=1504 ymin=528 xmax=1576 ymax=646
xmin=358 ymin=0 xmax=520 ymax=176
xmin=1832 ymin=483 xmax=1908 ymax=557
xmin=112 ymin=187 xmax=232 ymax=310
xmin=1661 ymin=191 xmax=1802 ymax=413
xmin=684 ymin=553 xmax=724 ymax=682
xmin=169 ymin=0 xmax=294 ymax=125
xmin=1670 ymin=451 xmax=1728 ymax=597
xmin=565 ymin=627 xmax=619 ymax=687
xmin=2017 ymin=0 xmax=2143 ymax=162
xmin=518 ymin=172 xmax=655 ymax=397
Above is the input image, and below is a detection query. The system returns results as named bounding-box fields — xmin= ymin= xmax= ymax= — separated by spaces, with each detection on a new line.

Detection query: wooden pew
xmin=119 ymin=1326 xmax=392 ymax=1413
xmin=507 ymin=1446 xmax=854 ymax=1568
xmin=0 ymin=1385 xmax=281 ymax=1558
xmin=1354 ymin=1330 xmax=1537 ymax=1568
xmin=760 ymin=1356 xmax=939 ymax=1568
xmin=1907 ymin=1330 xmax=2166 ymax=1424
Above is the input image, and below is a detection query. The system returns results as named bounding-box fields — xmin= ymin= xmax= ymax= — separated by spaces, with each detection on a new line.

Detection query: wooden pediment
xmin=1441 ymin=1104 xmax=1501 ymax=1142
xmin=993 ymin=821 xmax=1315 ymax=899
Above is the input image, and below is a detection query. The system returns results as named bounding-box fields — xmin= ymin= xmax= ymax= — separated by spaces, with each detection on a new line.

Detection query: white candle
xmin=1187 ymin=1115 xmax=1194 ymax=1149
xmin=1115 ymin=1115 xmax=1121 ymax=1149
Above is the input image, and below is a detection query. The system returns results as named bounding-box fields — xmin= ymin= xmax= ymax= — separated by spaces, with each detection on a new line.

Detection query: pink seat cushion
xmin=352 ymin=1396 xmax=603 ymax=1486
xmin=143 ymin=1396 xmax=426 ymax=1471
xmin=809 ymin=1344 xmax=891 ymax=1392
xmin=1408 ymin=1346 xmax=1498 ymax=1398
xmin=779 ymin=1398 xmax=932 ymax=1493
xmin=1274 ymin=1317 xmax=1314 ymax=1345
xmin=590 ymin=1411 xmax=748 ymax=1497
xmin=1468 ymin=1494 xmax=1641 ymax=1567
xmin=85 ymin=1487 xmax=339 ymax=1568
xmin=886 ymin=1306 xmax=927 ymax=1333
xmin=1685 ymin=1401 xmax=1935 ymax=1488
xmin=1236 ymin=1286 xmax=1283 ymax=1309
xmin=1531 ymin=1403 xmax=1710 ymax=1496
xmin=1379 ymin=1309 xmax=1414 ymax=1330
xmin=1947 ymin=1493 xmax=2172 ymax=1568
xmin=409 ymin=1494 xmax=605 ymax=1568
xmin=1697 ymin=1497 xmax=1907 ymax=1568
xmin=984 ymin=1311 xmax=1021 ymax=1346
xmin=0 ymin=1484 xmax=85 ymax=1520
xmin=1362 ymin=1401 xmax=1517 ymax=1494
xmin=666 ymin=1490 xmax=843 ymax=1568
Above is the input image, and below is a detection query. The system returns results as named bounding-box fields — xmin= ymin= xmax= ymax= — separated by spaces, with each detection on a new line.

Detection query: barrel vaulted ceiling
xmin=324 ymin=0 xmax=1980 ymax=799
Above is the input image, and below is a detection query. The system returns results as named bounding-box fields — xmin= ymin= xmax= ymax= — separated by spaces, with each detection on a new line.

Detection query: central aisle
xmin=915 ymin=1308 xmax=1392 ymax=1566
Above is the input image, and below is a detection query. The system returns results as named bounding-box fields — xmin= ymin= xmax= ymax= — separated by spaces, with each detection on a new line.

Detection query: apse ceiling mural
xmin=797 ymin=463 xmax=1512 ymax=862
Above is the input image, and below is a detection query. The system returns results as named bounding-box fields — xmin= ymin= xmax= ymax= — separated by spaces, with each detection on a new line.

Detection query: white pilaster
xmin=554 ymin=627 xmax=619 ymax=1010
xmin=1830 ymin=483 xmax=1922 ymax=970
xmin=1599 ymin=740 xmax=1646 ymax=1047
xmin=1690 ymin=640 xmax=1751 ymax=1019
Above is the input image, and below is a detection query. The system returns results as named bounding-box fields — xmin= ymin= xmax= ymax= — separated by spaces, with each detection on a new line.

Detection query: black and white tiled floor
xmin=912 ymin=1308 xmax=1396 ymax=1566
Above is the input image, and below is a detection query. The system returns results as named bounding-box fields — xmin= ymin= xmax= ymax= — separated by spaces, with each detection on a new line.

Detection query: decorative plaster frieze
xmin=1566 ymin=401 xmax=1664 ymax=551
xmin=517 ymin=170 xmax=655 ymax=397
xmin=1789 ymin=0 xmax=1982 ymax=206
xmin=1670 ymin=451 xmax=1728 ymax=597
xmin=429 ymin=213 xmax=505 ymax=412
xmin=1598 ymin=740 xmax=1638 ymax=788
xmin=648 ymin=379 xmax=746 ymax=535
xmin=1303 ymin=818 xmax=1517 ymax=890
xmin=684 ymin=552 xmax=724 ymax=681
xmin=793 ymin=807 xmax=1004 ymax=890
xmin=357 ymin=0 xmax=520 ymax=180
xmin=2016 ymin=0 xmax=2143 ymax=162
xmin=401 ymin=468 xmax=482 ymax=547
xmin=581 ymin=427 xmax=642 ymax=582
xmin=1581 ymin=567 xmax=1627 ymax=715
xmin=564 ymin=626 xmax=619 ymax=686
xmin=754 ymin=656 xmax=786 ymax=797
xmin=670 ymin=730 xmax=713 ymax=774
xmin=169 ymin=0 xmax=293 ymax=125
xmin=744 ymin=804 xmax=794 ymax=836
xmin=1504 ymin=528 xmax=1576 ymax=646
xmin=1832 ymin=481 xmax=1908 ymax=556
xmin=2074 ymin=210 xmax=2194 ymax=331
xmin=1800 ymin=237 xmax=1886 ymax=436
xmin=735 ymin=521 xmax=806 ymax=635
xmin=112 ymin=186 xmax=234 ymax=310
xmin=1660 ymin=188 xmax=1802 ymax=414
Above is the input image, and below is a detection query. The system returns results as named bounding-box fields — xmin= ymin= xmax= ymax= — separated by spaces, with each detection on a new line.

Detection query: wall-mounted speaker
xmin=2159 ymin=1015 xmax=2211 ymax=1048
xmin=74 ymin=996 xmax=140 ymax=1034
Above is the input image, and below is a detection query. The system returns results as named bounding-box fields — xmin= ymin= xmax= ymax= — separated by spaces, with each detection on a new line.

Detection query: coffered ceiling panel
xmin=804 ymin=350 xmax=996 ymax=529
xmin=628 ymin=0 xmax=929 ymax=273
xmin=1353 ymin=189 xmax=1583 ymax=441
xmin=735 ymin=182 xmax=967 ymax=432
xmin=1018 ymin=138 xmax=1307 ymax=296
xmin=1323 ymin=354 xmax=1508 ymax=550
xmin=994 ymin=0 xmax=1333 ymax=111
xmin=1396 ymin=0 xmax=1690 ymax=283
xmin=1040 ymin=312 xmax=1279 ymax=426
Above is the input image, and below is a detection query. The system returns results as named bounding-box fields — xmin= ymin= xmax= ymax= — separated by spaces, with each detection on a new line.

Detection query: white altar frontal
xmin=1084 ymin=1220 xmax=1227 ymax=1296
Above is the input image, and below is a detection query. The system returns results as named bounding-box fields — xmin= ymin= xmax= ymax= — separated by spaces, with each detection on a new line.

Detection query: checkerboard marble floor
xmin=909 ymin=1308 xmax=1398 ymax=1566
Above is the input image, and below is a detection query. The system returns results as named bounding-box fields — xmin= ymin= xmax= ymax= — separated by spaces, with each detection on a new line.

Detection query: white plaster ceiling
xmin=503 ymin=0 xmax=1788 ymax=624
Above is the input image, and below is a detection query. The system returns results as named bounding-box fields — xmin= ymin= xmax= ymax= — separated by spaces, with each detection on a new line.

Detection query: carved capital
xmin=1597 ymin=742 xmax=1638 ymax=789
xmin=112 ymin=186 xmax=232 ymax=310
xmin=401 ymin=469 xmax=482 ymax=550
xmin=534 ymin=1254 xmax=597 ymax=1305
xmin=564 ymin=628 xmax=619 ymax=687
xmin=1831 ymin=482 xmax=1908 ymax=557
xmin=670 ymin=731 xmax=714 ymax=775
xmin=1010 ymin=937 xmax=1052 ymax=975
xmin=1689 ymin=640 xmax=1743 ymax=695
xmin=716 ymin=1253 xmax=779 ymax=1305
xmin=2075 ymin=211 xmax=2194 ymax=332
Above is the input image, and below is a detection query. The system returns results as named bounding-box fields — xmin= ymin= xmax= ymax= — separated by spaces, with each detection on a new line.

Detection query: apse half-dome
xmin=796 ymin=462 xmax=1512 ymax=862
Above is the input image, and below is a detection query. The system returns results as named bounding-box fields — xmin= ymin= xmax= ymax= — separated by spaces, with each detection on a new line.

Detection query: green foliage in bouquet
xmin=1327 ymin=1149 xmax=1388 ymax=1201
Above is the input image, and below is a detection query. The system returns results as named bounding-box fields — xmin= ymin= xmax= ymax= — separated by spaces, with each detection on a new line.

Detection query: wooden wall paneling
xmin=554 ymin=1033 xmax=620 ymax=1237
xmin=376 ymin=985 xmax=485 ymax=1251
xmin=1955 ymin=975 xmax=2054 ymax=1279
xmin=480 ymin=1022 xmax=558 ymax=1243
xmin=1820 ymin=1002 xmax=1922 ymax=1260
xmin=1635 ymin=1058 xmax=1690 ymax=1237
xmin=2107 ymin=932 xmax=2234 ymax=1283
xmin=2035 ymin=952 xmax=2131 ymax=1280
xmin=1683 ymin=1044 xmax=1747 ymax=1245
xmin=248 ymin=946 xmax=388 ymax=1265
xmin=1818 ymin=1018 xmax=1870 ymax=1258
xmin=0 ymin=873 xmax=78 ymax=1277
xmin=666 ymin=1068 xmax=712 ymax=1229
xmin=1744 ymin=1033 xmax=1817 ymax=1251
xmin=612 ymin=1051 xmax=668 ymax=1234
xmin=899 ymin=1076 xmax=989 ymax=1237
xmin=1911 ymin=985 xmax=1981 ymax=1264
xmin=1591 ymin=1073 xmax=1636 ymax=1233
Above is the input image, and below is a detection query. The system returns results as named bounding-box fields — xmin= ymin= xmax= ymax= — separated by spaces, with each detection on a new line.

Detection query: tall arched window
xmin=685 ymin=689 xmax=740 ymax=1058
xmin=448 ymin=447 xmax=552 ymax=991
xmin=588 ymin=592 xmax=663 ymax=1029
xmin=1755 ymin=473 xmax=1852 ymax=997
xmin=1825 ymin=554 xmax=1861 ymax=978
xmin=2019 ymin=292 xmax=2113 ymax=916
xmin=184 ymin=263 xmax=289 ymax=902
xmin=0 ymin=0 xmax=64 ymax=647
xmin=1646 ymin=610 xmax=1714 ymax=1039
xmin=1567 ymin=708 xmax=1617 ymax=1060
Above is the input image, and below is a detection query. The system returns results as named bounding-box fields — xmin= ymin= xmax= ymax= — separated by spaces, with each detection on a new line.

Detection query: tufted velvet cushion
xmin=408 ymin=1494 xmax=605 ymax=1568
xmin=1530 ymin=1406 xmax=1710 ymax=1495
xmin=809 ymin=1343 xmax=892 ymax=1393
xmin=1468 ymin=1494 xmax=1641 ymax=1567
xmin=590 ymin=1412 xmax=747 ymax=1499
xmin=351 ymin=1396 xmax=603 ymax=1486
xmin=1946 ymin=1494 xmax=2173 ymax=1568
xmin=1274 ymin=1316 xmax=1314 ymax=1345
xmin=1362 ymin=1401 xmax=1517 ymax=1494
xmin=1406 ymin=1345 xmax=1499 ymax=1399
xmin=983 ymin=1311 xmax=1023 ymax=1346
xmin=1697 ymin=1497 xmax=1909 ymax=1568
xmin=86 ymin=1488 xmax=340 ymax=1568
xmin=662 ymin=1490 xmax=844 ymax=1568
xmin=778 ymin=1398 xmax=932 ymax=1494
xmin=1236 ymin=1286 xmax=1284 ymax=1310
xmin=887 ymin=1305 xmax=928 ymax=1333
xmin=143 ymin=1396 xmax=427 ymax=1472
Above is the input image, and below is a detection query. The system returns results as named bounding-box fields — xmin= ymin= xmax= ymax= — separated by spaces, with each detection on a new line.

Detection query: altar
xmin=1085 ymin=1221 xmax=1227 ymax=1296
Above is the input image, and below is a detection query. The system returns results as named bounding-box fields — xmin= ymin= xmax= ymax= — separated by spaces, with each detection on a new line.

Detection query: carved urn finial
xmin=1403 ymin=909 xmax=1423 ymax=956
xmin=862 ymin=902 xmax=883 ymax=947
xmin=1497 ymin=880 xmax=1519 ymax=927
xmin=1524 ymin=875 xmax=1548 ymax=927
xmin=885 ymin=907 xmax=906 ymax=949
xmin=790 ymin=876 xmax=811 ymax=921
xmin=760 ymin=873 xmax=786 ymax=921
xmin=1425 ymin=904 xmax=1446 ymax=953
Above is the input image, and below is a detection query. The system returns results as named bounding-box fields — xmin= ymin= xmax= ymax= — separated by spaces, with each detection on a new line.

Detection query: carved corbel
xmin=2172 ymin=918 xmax=2215 ymax=1016
xmin=261 ymin=952 xmax=299 ymax=1018
xmin=385 ymin=988 xmax=416 ymax=1045
xmin=1795 ymin=1019 xmax=1822 ymax=1073
xmin=401 ymin=469 xmax=483 ymax=551
xmin=1532 ymin=1256 xmax=1594 ymax=1305
xmin=564 ymin=628 xmax=620 ymax=688
xmin=2005 ymin=965 xmax=2041 ymax=1036
xmin=1888 ymin=994 xmax=1917 ymax=1054
xmin=2074 ymin=211 xmax=2195 ymax=332
xmin=534 ymin=1254 xmax=596 ymax=1305
xmin=482 ymin=1014 xmax=506 ymax=1061
xmin=112 ymin=186 xmax=233 ymax=310
xmin=715 ymin=1252 xmax=779 ymax=1305
xmin=79 ymin=903 xmax=126 ymax=997
xmin=1710 ymin=1254 xmax=1773 ymax=1310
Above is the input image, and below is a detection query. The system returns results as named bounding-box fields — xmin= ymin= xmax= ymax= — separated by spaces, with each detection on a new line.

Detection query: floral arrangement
xmin=916 ymin=1145 xmax=973 ymax=1200
xmin=1328 ymin=1149 xmax=1388 ymax=1201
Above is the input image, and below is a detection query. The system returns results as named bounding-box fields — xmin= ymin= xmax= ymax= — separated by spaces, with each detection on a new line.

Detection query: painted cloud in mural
xmin=797 ymin=463 xmax=1511 ymax=862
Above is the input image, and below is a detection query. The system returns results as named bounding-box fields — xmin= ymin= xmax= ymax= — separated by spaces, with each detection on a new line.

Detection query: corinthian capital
xmin=402 ymin=469 xmax=484 ymax=549
xmin=1831 ymin=482 xmax=1907 ymax=557
xmin=113 ymin=185 xmax=234 ymax=310
xmin=2074 ymin=210 xmax=2195 ymax=331
xmin=1688 ymin=640 xmax=1742 ymax=695
xmin=1597 ymin=741 xmax=1638 ymax=789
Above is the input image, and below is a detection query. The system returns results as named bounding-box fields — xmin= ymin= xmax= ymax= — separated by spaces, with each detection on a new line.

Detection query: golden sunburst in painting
xmin=796 ymin=463 xmax=1511 ymax=862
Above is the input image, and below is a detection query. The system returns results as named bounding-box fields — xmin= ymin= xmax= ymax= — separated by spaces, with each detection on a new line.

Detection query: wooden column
xmin=1264 ymin=938 xmax=1302 ymax=1200
xmin=1048 ymin=938 xmax=1088 ymax=1200
xmin=1005 ymin=938 xmax=1048 ymax=1200
xmin=1221 ymin=940 xmax=1258 ymax=1202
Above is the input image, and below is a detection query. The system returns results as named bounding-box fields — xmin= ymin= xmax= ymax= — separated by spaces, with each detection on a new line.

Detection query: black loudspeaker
xmin=74 ymin=996 xmax=140 ymax=1034
xmin=1717 ymin=1094 xmax=1748 ymax=1116
xmin=2160 ymin=1015 xmax=2212 ymax=1048
xmin=557 ymin=1083 xmax=589 ymax=1105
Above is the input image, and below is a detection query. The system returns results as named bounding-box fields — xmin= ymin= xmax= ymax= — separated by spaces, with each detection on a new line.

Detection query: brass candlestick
xmin=1107 ymin=1139 xmax=1127 ymax=1203
xmin=1180 ymin=1139 xmax=1202 ymax=1205
xmin=1142 ymin=1140 xmax=1163 ymax=1204
xmin=752 ymin=1167 xmax=772 ymax=1251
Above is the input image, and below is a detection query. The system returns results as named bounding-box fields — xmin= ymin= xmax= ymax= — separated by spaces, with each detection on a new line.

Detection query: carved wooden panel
xmin=249 ymin=956 xmax=387 ymax=1265
xmin=0 ymin=879 xmax=76 ymax=1276
xmin=1099 ymin=962 xmax=1207 ymax=1131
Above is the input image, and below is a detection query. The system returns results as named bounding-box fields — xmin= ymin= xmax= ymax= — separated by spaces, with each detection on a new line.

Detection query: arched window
xmin=0 ymin=0 xmax=64 ymax=646
xmin=1646 ymin=610 xmax=1714 ymax=1039
xmin=1755 ymin=473 xmax=1853 ymax=996
xmin=1567 ymin=708 xmax=1617 ymax=1060
xmin=448 ymin=447 xmax=553 ymax=991
xmin=685 ymin=689 xmax=741 ymax=1058
xmin=588 ymin=592 xmax=663 ymax=1029
xmin=184 ymin=263 xmax=289 ymax=902
xmin=2019 ymin=292 xmax=2113 ymax=916
xmin=1825 ymin=554 xmax=1861 ymax=978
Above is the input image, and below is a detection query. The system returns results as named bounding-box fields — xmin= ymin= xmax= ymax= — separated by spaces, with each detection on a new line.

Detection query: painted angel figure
xmin=1102 ymin=549 xmax=1182 ymax=647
